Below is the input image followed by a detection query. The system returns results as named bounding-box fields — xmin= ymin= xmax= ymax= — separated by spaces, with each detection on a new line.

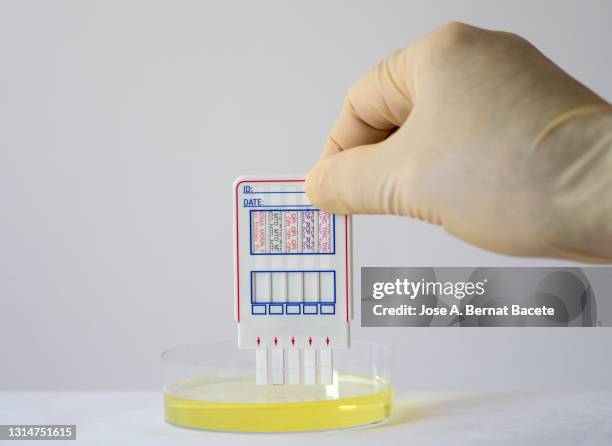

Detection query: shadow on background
xmin=378 ymin=393 xmax=529 ymax=428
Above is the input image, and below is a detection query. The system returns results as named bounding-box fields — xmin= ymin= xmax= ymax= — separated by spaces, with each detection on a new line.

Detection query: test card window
xmin=250 ymin=270 xmax=336 ymax=316
xmin=249 ymin=209 xmax=335 ymax=255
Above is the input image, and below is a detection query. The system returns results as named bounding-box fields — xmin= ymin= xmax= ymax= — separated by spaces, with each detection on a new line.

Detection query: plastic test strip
xmin=233 ymin=176 xmax=352 ymax=385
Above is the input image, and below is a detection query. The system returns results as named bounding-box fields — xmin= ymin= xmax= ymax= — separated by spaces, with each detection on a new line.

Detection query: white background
xmin=1 ymin=0 xmax=611 ymax=391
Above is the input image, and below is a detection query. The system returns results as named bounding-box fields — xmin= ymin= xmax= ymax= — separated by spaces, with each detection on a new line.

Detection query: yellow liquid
xmin=164 ymin=374 xmax=392 ymax=432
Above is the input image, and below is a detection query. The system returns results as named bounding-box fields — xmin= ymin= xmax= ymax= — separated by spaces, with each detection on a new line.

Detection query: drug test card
xmin=233 ymin=176 xmax=353 ymax=385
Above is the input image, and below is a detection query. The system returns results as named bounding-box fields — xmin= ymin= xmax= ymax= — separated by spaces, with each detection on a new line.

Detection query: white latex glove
xmin=306 ymin=22 xmax=612 ymax=263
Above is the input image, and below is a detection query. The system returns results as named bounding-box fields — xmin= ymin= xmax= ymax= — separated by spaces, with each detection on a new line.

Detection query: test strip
xmin=254 ymin=272 xmax=271 ymax=303
xmin=252 ymin=211 xmax=266 ymax=254
xmin=256 ymin=349 xmax=268 ymax=385
xmin=287 ymin=349 xmax=300 ymax=384
xmin=287 ymin=272 xmax=303 ymax=302
xmin=271 ymin=349 xmax=284 ymax=385
xmin=304 ymin=272 xmax=320 ymax=303
xmin=318 ymin=211 xmax=332 ymax=253
xmin=285 ymin=211 xmax=299 ymax=253
xmin=272 ymin=272 xmax=287 ymax=302
xmin=319 ymin=272 xmax=334 ymax=302
xmin=302 ymin=210 xmax=316 ymax=253
xmin=303 ymin=349 xmax=316 ymax=385
xmin=269 ymin=211 xmax=283 ymax=253
xmin=319 ymin=349 xmax=333 ymax=385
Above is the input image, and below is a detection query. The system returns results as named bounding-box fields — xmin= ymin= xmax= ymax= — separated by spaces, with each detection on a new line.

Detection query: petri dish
xmin=162 ymin=340 xmax=393 ymax=432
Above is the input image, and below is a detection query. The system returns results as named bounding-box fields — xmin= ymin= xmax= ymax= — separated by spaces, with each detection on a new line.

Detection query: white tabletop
xmin=2 ymin=390 xmax=611 ymax=446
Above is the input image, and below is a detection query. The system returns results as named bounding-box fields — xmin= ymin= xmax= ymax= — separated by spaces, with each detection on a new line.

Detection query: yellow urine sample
xmin=164 ymin=374 xmax=392 ymax=432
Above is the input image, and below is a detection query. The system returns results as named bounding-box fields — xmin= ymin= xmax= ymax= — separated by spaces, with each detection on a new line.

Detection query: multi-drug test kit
xmin=162 ymin=177 xmax=390 ymax=433
xmin=233 ymin=176 xmax=353 ymax=385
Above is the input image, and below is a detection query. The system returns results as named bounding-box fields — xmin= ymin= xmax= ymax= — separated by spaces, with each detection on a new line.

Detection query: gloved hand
xmin=306 ymin=22 xmax=612 ymax=263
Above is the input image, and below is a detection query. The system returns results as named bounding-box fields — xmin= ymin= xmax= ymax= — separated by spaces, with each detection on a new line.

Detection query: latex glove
xmin=306 ymin=22 xmax=612 ymax=263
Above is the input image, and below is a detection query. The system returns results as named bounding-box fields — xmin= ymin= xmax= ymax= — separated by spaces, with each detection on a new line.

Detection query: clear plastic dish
xmin=162 ymin=340 xmax=393 ymax=433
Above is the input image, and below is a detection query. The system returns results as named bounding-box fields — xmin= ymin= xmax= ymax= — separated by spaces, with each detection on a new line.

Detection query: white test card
xmin=233 ymin=176 xmax=353 ymax=385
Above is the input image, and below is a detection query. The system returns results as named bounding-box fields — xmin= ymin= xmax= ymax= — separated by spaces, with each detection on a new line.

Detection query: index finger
xmin=321 ymin=47 xmax=416 ymax=158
